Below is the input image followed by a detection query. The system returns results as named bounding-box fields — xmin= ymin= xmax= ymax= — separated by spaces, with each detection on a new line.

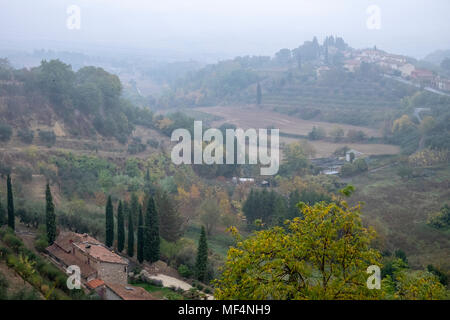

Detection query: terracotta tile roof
xmin=51 ymin=231 xmax=127 ymax=265
xmin=74 ymin=243 xmax=128 ymax=265
xmin=46 ymin=243 xmax=97 ymax=278
xmin=105 ymin=283 xmax=157 ymax=300
xmin=87 ymin=279 xmax=105 ymax=289
xmin=54 ymin=231 xmax=101 ymax=253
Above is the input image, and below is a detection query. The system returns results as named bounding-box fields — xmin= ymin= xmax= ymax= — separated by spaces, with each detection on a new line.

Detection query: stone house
xmin=47 ymin=232 xmax=128 ymax=285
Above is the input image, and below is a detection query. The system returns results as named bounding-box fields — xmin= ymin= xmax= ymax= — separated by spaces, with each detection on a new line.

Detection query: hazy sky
xmin=0 ymin=0 xmax=449 ymax=61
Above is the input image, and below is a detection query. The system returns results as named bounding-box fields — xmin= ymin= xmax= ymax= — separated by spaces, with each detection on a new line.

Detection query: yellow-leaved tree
xmin=214 ymin=192 xmax=382 ymax=299
xmin=214 ymin=187 xmax=449 ymax=300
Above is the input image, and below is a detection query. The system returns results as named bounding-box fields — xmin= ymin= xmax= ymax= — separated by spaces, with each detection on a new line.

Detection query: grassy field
xmin=133 ymin=282 xmax=185 ymax=300
xmin=280 ymin=137 xmax=400 ymax=158
xmin=349 ymin=162 xmax=450 ymax=271
xmin=184 ymin=224 xmax=235 ymax=257
xmin=195 ymin=106 xmax=382 ymax=137
xmin=194 ymin=106 xmax=400 ymax=158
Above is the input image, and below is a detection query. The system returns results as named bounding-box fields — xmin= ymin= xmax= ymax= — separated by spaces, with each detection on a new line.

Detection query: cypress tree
xmin=0 ymin=199 xmax=5 ymax=226
xmin=45 ymin=183 xmax=56 ymax=244
xmin=105 ymin=195 xmax=114 ymax=247
xmin=6 ymin=174 xmax=14 ymax=230
xmin=137 ymin=206 xmax=144 ymax=263
xmin=117 ymin=200 xmax=125 ymax=252
xmin=130 ymin=193 xmax=139 ymax=229
xmin=127 ymin=201 xmax=134 ymax=257
xmin=195 ymin=226 xmax=208 ymax=282
xmin=144 ymin=197 xmax=160 ymax=263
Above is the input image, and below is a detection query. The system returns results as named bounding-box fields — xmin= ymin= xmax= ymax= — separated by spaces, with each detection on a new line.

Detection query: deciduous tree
xmin=215 ymin=198 xmax=382 ymax=299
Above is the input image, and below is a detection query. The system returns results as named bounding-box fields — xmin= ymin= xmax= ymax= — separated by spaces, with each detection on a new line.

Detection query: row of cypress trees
xmin=1 ymin=175 xmax=207 ymax=282
xmin=0 ymin=176 xmax=56 ymax=247
xmin=105 ymin=194 xmax=160 ymax=264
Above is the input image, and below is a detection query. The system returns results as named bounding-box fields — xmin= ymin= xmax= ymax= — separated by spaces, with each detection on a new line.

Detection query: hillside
xmin=0 ymin=59 xmax=154 ymax=144
xmin=423 ymin=49 xmax=450 ymax=66
xmin=0 ymin=45 xmax=449 ymax=300
xmin=155 ymin=37 xmax=426 ymax=128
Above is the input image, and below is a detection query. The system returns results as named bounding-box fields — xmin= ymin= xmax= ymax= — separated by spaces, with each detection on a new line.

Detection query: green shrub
xmin=147 ymin=278 xmax=163 ymax=287
xmin=165 ymin=292 xmax=183 ymax=300
xmin=178 ymin=264 xmax=192 ymax=278
xmin=18 ymin=128 xmax=34 ymax=144
xmin=127 ymin=141 xmax=146 ymax=154
xmin=3 ymin=233 xmax=24 ymax=252
xmin=35 ymin=237 xmax=49 ymax=253
xmin=0 ymin=246 xmax=12 ymax=259
xmin=353 ymin=158 xmax=368 ymax=172
xmin=6 ymin=254 xmax=18 ymax=268
xmin=38 ymin=130 xmax=56 ymax=146
xmin=147 ymin=139 xmax=159 ymax=148
xmin=204 ymin=287 xmax=212 ymax=294
xmin=15 ymin=166 xmax=33 ymax=182
xmin=0 ymin=123 xmax=12 ymax=142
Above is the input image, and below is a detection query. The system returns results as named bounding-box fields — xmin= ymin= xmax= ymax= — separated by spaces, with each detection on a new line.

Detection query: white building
xmin=346 ymin=149 xmax=364 ymax=162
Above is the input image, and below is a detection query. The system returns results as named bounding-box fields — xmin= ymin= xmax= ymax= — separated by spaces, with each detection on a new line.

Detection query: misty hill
xmin=423 ymin=49 xmax=450 ymax=66
xmin=156 ymin=37 xmax=420 ymax=127
xmin=0 ymin=59 xmax=154 ymax=144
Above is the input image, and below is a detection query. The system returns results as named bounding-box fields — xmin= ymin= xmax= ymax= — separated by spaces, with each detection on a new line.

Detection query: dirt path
xmin=146 ymin=273 xmax=214 ymax=300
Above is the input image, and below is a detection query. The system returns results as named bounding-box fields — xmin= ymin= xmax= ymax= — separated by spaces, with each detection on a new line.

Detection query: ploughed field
xmin=195 ymin=106 xmax=400 ymax=158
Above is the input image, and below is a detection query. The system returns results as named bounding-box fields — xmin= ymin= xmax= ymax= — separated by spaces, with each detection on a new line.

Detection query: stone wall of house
xmin=71 ymin=245 xmax=127 ymax=284
xmin=97 ymin=262 xmax=128 ymax=285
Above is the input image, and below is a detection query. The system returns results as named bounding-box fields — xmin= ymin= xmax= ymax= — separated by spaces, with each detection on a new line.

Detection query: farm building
xmin=46 ymin=232 xmax=128 ymax=285
xmin=346 ymin=149 xmax=364 ymax=162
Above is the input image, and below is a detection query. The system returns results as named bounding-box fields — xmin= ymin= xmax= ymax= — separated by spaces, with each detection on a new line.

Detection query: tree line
xmin=242 ymin=188 xmax=331 ymax=228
